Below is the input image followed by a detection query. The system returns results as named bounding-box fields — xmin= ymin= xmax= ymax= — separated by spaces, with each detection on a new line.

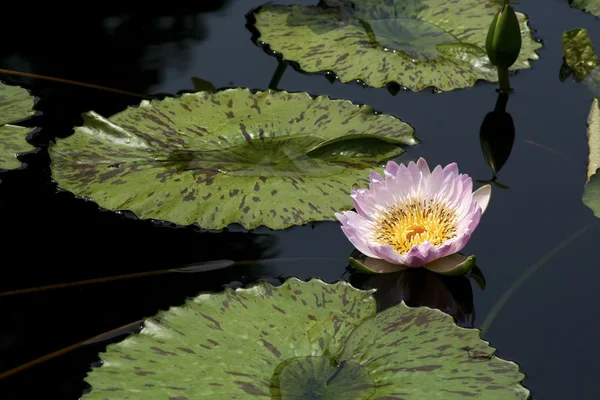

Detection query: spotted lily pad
xmin=571 ymin=0 xmax=600 ymax=17
xmin=249 ymin=0 xmax=542 ymax=92
xmin=0 ymin=81 xmax=37 ymax=170
xmin=83 ymin=278 xmax=529 ymax=399
xmin=48 ymin=89 xmax=417 ymax=230
xmin=584 ymin=98 xmax=600 ymax=217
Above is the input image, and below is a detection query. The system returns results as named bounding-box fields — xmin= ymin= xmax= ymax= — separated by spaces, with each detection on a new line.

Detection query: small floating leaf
xmin=562 ymin=28 xmax=599 ymax=82
xmin=561 ymin=28 xmax=600 ymax=98
xmin=0 ymin=81 xmax=37 ymax=170
xmin=249 ymin=0 xmax=542 ymax=91
xmin=570 ymin=0 xmax=600 ymax=18
xmin=48 ymin=89 xmax=416 ymax=230
xmin=83 ymin=278 xmax=529 ymax=399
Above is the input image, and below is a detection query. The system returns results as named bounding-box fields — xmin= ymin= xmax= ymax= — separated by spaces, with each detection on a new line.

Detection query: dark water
xmin=1 ymin=0 xmax=599 ymax=398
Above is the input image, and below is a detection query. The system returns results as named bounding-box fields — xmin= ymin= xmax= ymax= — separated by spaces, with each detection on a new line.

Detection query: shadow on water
xmin=0 ymin=1 xmax=230 ymax=146
xmin=476 ymin=91 xmax=516 ymax=190
xmin=0 ymin=1 xmax=285 ymax=397
xmin=346 ymin=266 xmax=477 ymax=329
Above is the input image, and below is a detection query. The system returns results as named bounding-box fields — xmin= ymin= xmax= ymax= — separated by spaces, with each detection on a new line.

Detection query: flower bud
xmin=485 ymin=3 xmax=522 ymax=69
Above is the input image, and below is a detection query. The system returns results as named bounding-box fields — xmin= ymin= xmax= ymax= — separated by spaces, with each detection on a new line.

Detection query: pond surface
xmin=1 ymin=0 xmax=599 ymax=398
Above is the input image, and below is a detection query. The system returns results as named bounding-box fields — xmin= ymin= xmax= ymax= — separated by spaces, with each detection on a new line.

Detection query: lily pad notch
xmin=82 ymin=278 xmax=530 ymax=399
xmin=49 ymin=88 xmax=418 ymax=230
xmin=247 ymin=0 xmax=543 ymax=92
xmin=0 ymin=81 xmax=39 ymax=171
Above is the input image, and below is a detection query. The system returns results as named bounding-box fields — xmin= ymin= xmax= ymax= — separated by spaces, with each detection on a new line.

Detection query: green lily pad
xmin=249 ymin=0 xmax=542 ymax=92
xmin=584 ymin=98 xmax=600 ymax=217
xmin=48 ymin=88 xmax=417 ymax=230
xmin=561 ymin=28 xmax=600 ymax=97
xmin=570 ymin=0 xmax=600 ymax=18
xmin=83 ymin=278 xmax=529 ymax=399
xmin=562 ymin=28 xmax=599 ymax=82
xmin=0 ymin=81 xmax=37 ymax=170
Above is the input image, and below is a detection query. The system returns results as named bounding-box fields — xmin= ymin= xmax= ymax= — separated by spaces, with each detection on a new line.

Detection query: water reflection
xmin=477 ymin=91 xmax=515 ymax=189
xmin=346 ymin=264 xmax=478 ymax=328
xmin=0 ymin=1 xmax=231 ymax=146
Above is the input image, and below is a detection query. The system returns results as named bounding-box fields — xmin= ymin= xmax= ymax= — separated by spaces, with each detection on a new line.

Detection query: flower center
xmin=372 ymin=198 xmax=458 ymax=254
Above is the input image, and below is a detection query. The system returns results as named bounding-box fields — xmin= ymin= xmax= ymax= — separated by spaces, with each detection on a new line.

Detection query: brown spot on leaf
xmin=177 ymin=347 xmax=195 ymax=354
xmin=260 ymin=338 xmax=281 ymax=358
xmin=272 ymin=305 xmax=286 ymax=314
xmin=225 ymin=371 xmax=253 ymax=378
xmin=235 ymin=381 xmax=269 ymax=396
xmin=199 ymin=312 xmax=223 ymax=330
xmin=150 ymin=347 xmax=177 ymax=356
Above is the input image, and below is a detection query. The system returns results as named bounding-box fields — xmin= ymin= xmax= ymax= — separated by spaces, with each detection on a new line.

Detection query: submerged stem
xmin=0 ymin=257 xmax=342 ymax=297
xmin=480 ymin=220 xmax=597 ymax=334
xmin=0 ymin=68 xmax=152 ymax=99
xmin=0 ymin=320 xmax=143 ymax=380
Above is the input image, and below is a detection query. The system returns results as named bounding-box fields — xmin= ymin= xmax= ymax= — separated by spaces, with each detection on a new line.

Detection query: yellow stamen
xmin=372 ymin=198 xmax=458 ymax=254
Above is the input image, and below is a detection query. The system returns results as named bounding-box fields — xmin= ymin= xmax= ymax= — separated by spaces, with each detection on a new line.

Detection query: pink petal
xmin=416 ymin=157 xmax=431 ymax=176
xmin=442 ymin=162 xmax=459 ymax=179
xmin=369 ymin=170 xmax=384 ymax=184
xmin=373 ymin=245 xmax=409 ymax=265
xmin=384 ymin=160 xmax=400 ymax=177
xmin=340 ymin=226 xmax=379 ymax=259
xmin=472 ymin=184 xmax=492 ymax=214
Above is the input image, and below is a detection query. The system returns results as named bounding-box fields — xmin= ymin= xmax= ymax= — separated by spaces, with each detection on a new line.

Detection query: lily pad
xmin=570 ymin=0 xmax=600 ymax=18
xmin=584 ymin=98 xmax=600 ymax=217
xmin=249 ymin=0 xmax=542 ymax=92
xmin=48 ymin=88 xmax=417 ymax=230
xmin=561 ymin=28 xmax=600 ymax=96
xmin=562 ymin=28 xmax=599 ymax=82
xmin=0 ymin=81 xmax=38 ymax=170
xmin=83 ymin=278 xmax=529 ymax=399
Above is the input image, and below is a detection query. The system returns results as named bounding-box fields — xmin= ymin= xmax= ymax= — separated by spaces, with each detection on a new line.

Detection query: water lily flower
xmin=336 ymin=158 xmax=491 ymax=274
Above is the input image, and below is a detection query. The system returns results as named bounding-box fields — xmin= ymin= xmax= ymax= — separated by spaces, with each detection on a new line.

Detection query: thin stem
xmin=0 ymin=68 xmax=152 ymax=99
xmin=0 ymin=320 xmax=143 ymax=380
xmin=0 ymin=257 xmax=342 ymax=297
xmin=268 ymin=62 xmax=288 ymax=90
xmin=497 ymin=68 xmax=512 ymax=92
xmin=480 ymin=220 xmax=597 ymax=335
